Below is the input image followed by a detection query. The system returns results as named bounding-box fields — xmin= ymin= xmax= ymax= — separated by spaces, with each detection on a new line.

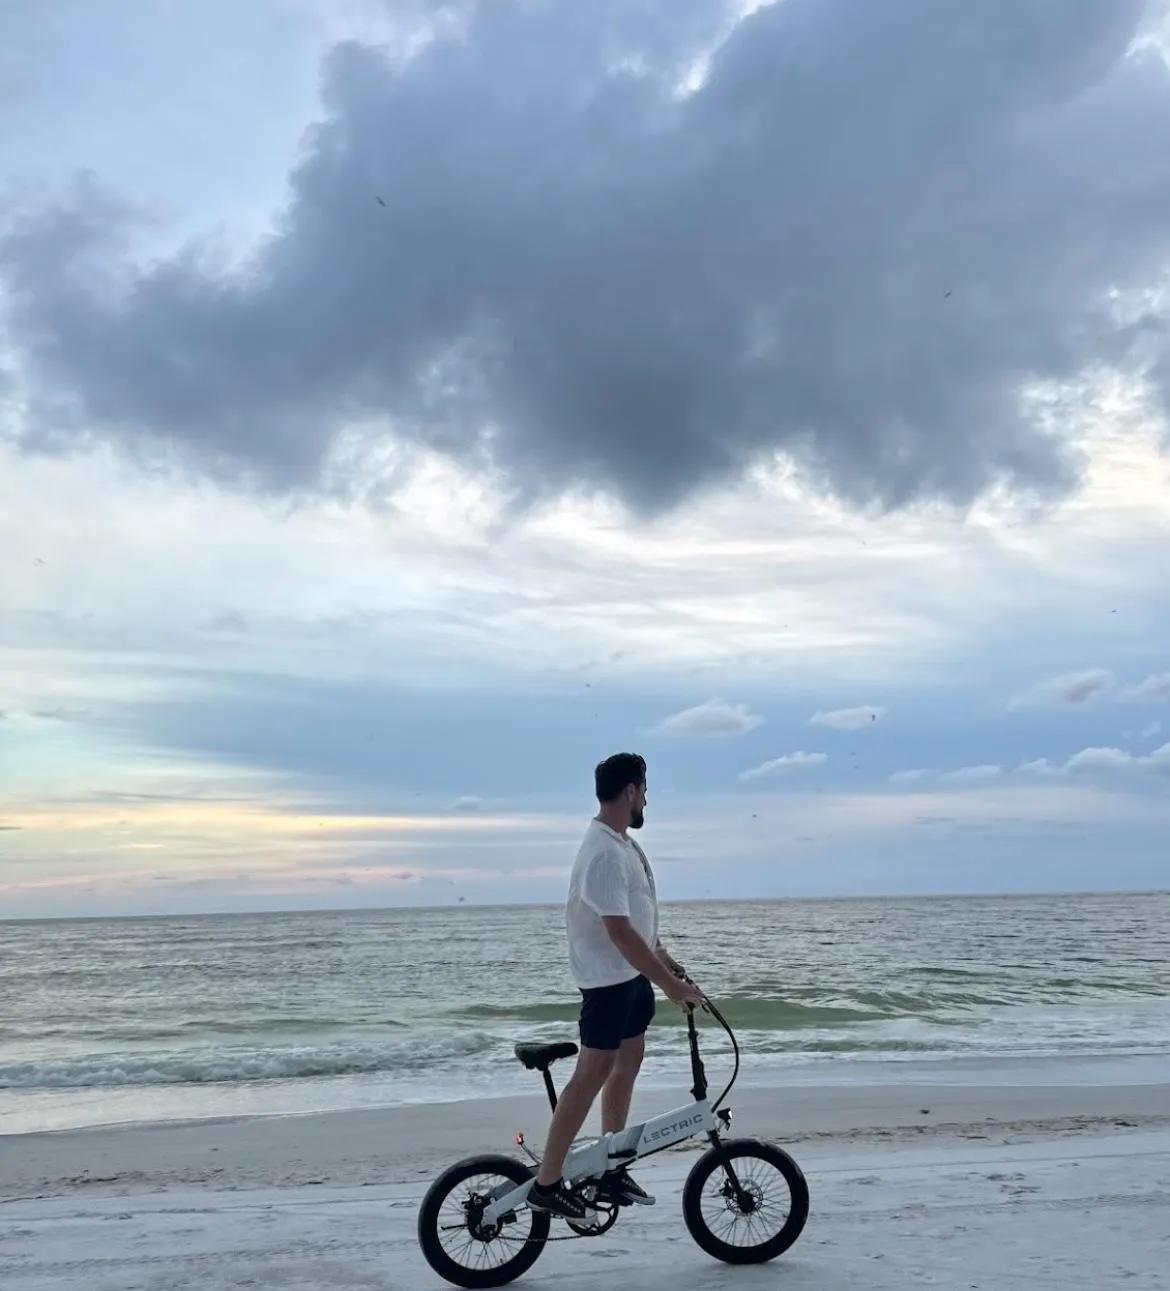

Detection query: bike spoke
xmin=699 ymin=1156 xmax=793 ymax=1248
xmin=434 ymin=1171 xmax=537 ymax=1272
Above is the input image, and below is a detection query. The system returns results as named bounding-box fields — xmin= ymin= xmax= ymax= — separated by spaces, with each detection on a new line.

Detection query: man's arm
xmin=603 ymin=917 xmax=700 ymax=1003
xmin=654 ymin=938 xmax=687 ymax=978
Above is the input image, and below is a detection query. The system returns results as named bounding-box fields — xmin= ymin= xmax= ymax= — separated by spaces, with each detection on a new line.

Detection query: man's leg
xmin=608 ymin=975 xmax=654 ymax=1136
xmin=529 ymin=981 xmax=630 ymax=1218
xmin=534 ymin=1046 xmax=615 ymax=1188
xmin=601 ymin=977 xmax=657 ymax=1207
xmin=601 ymin=1033 xmax=644 ymax=1134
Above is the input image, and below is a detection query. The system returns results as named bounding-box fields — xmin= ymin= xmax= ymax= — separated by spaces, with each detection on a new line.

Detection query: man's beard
xmin=630 ymin=807 xmax=644 ymax=830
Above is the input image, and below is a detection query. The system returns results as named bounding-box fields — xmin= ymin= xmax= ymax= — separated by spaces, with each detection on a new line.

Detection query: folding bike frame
xmin=481 ymin=1000 xmax=738 ymax=1227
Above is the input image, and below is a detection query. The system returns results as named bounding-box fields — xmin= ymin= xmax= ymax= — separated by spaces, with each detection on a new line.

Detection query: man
xmin=527 ymin=752 xmax=705 ymax=1221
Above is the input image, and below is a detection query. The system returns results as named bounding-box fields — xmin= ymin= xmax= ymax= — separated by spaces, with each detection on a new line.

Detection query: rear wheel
xmin=682 ymin=1137 xmax=809 ymax=1265
xmin=417 ymin=1154 xmax=549 ymax=1289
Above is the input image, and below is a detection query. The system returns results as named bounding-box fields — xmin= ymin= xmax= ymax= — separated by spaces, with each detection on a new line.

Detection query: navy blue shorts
xmin=578 ymin=974 xmax=655 ymax=1051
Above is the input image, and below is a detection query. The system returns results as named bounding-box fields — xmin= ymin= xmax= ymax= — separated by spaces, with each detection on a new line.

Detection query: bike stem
xmin=685 ymin=1006 xmax=708 ymax=1103
xmin=686 ymin=998 xmax=751 ymax=1206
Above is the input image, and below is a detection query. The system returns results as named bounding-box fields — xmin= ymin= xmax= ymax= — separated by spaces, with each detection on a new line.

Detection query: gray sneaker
xmin=606 ymin=1167 xmax=656 ymax=1206
xmin=528 ymin=1179 xmax=595 ymax=1221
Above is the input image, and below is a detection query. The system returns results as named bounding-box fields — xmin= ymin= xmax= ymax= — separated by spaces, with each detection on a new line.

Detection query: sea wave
xmin=451 ymin=978 xmax=1170 ymax=1034
xmin=0 ymin=1015 xmax=410 ymax=1043
xmin=0 ymin=1033 xmax=494 ymax=1091
xmin=455 ymin=990 xmax=998 ymax=1030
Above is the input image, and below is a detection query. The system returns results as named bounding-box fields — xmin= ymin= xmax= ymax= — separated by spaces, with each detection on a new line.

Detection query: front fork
xmin=706 ymin=1107 xmax=753 ymax=1207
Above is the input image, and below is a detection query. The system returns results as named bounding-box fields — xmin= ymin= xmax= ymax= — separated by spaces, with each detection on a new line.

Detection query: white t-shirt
xmin=566 ymin=818 xmax=659 ymax=990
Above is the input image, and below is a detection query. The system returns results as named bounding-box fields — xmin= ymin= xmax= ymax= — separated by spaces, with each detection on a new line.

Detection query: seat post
xmin=542 ymin=1068 xmax=558 ymax=1110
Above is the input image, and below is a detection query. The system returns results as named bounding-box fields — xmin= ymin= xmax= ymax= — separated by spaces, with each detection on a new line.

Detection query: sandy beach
xmin=3 ymin=1074 xmax=1168 ymax=1289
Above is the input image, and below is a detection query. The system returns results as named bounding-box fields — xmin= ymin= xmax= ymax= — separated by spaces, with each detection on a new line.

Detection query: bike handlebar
xmin=674 ymin=970 xmax=740 ymax=1113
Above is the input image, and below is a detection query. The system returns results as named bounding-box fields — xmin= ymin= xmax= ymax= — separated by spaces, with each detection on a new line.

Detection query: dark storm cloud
xmin=3 ymin=0 xmax=1170 ymax=514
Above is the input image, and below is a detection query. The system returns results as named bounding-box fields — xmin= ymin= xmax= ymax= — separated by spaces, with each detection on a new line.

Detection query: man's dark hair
xmin=595 ymin=752 xmax=646 ymax=803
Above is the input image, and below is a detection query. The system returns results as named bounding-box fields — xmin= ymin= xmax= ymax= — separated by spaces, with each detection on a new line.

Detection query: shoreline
xmin=4 ymin=1048 xmax=1168 ymax=1139
xmin=4 ymin=1071 xmax=1169 ymax=1203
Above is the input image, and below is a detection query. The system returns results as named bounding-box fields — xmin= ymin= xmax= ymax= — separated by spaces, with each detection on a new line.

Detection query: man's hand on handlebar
xmin=664 ymin=974 xmax=705 ymax=1009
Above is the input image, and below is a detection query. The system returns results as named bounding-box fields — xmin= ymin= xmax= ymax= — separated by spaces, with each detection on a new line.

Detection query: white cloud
xmin=891 ymin=765 xmax=1008 ymax=784
xmin=1067 ymin=744 xmax=1170 ymax=778
xmin=1008 ymin=668 xmax=1115 ymax=709
xmin=654 ymin=699 xmax=764 ymax=738
xmin=1011 ymin=670 xmax=1170 ymax=711
xmin=1143 ymin=721 xmax=1164 ymax=740
xmin=941 ymin=764 xmax=1003 ymax=783
xmin=1021 ymin=743 xmax=1170 ymax=779
xmin=810 ymin=705 xmax=886 ymax=730
xmin=1121 ymin=673 xmax=1170 ymax=702
xmin=739 ymin=751 xmax=827 ymax=781
xmin=2 ymin=407 xmax=1168 ymax=701
xmin=1065 ymin=747 xmax=1134 ymax=774
xmin=1018 ymin=758 xmax=1060 ymax=776
xmin=0 ymin=442 xmax=1026 ymax=691
xmin=451 ymin=795 xmax=487 ymax=813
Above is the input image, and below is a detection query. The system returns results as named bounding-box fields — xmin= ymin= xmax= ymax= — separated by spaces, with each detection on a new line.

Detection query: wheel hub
xmin=723 ymin=1179 xmax=762 ymax=1215
xmin=463 ymin=1195 xmax=503 ymax=1242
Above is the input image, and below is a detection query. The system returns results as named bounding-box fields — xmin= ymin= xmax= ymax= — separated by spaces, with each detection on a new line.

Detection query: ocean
xmin=2 ymin=892 xmax=1168 ymax=1134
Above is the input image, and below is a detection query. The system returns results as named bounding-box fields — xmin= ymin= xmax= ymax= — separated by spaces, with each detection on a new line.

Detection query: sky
xmin=2 ymin=0 xmax=1170 ymax=919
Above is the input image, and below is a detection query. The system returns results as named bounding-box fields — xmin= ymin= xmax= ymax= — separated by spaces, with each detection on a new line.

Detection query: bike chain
xmin=505 ymin=1199 xmax=620 ymax=1244
xmin=533 ymin=1223 xmax=611 ymax=1243
xmin=549 ymin=1204 xmax=623 ymax=1242
xmin=468 ymin=1192 xmax=621 ymax=1245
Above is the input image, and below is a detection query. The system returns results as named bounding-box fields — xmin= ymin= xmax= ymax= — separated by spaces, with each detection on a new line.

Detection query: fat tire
xmin=417 ymin=1153 xmax=550 ymax=1289
xmin=682 ymin=1137 xmax=809 ymax=1265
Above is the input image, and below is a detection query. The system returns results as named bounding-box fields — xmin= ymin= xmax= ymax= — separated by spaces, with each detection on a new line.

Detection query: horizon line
xmin=4 ymin=884 xmax=1167 ymax=926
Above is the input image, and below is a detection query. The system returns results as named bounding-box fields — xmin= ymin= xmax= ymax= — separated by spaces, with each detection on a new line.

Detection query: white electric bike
xmin=417 ymin=986 xmax=810 ymax=1288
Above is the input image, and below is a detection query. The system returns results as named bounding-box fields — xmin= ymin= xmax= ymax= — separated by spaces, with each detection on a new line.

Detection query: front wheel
xmin=682 ymin=1137 xmax=809 ymax=1265
xmin=417 ymin=1153 xmax=550 ymax=1289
